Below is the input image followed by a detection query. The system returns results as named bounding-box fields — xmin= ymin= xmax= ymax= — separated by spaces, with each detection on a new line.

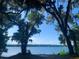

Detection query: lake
xmin=2 ymin=45 xmax=68 ymax=57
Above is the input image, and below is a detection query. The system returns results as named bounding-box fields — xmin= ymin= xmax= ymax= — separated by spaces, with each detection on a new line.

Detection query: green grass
xmin=58 ymin=50 xmax=68 ymax=56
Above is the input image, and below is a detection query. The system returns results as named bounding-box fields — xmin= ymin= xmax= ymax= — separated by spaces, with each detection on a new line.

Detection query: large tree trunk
xmin=73 ymin=39 xmax=78 ymax=55
xmin=65 ymin=34 xmax=74 ymax=55
xmin=72 ymin=31 xmax=78 ymax=55
xmin=68 ymin=29 xmax=78 ymax=55
xmin=63 ymin=0 xmax=75 ymax=55
xmin=21 ymin=41 xmax=27 ymax=54
xmin=63 ymin=28 xmax=75 ymax=55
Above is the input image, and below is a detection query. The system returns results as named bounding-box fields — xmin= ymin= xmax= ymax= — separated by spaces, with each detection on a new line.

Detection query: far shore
xmin=7 ymin=44 xmax=67 ymax=47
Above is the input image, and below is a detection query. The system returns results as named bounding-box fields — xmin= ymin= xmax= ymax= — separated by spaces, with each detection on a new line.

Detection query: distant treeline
xmin=7 ymin=44 xmax=67 ymax=47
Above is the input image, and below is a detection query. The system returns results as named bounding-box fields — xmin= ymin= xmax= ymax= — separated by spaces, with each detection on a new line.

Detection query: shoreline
xmin=1 ymin=53 xmax=79 ymax=59
xmin=7 ymin=45 xmax=67 ymax=47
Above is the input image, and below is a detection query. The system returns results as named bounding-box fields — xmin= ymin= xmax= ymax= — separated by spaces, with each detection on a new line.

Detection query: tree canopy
xmin=0 ymin=0 xmax=79 ymax=56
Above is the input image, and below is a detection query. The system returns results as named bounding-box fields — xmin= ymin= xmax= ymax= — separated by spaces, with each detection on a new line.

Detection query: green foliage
xmin=0 ymin=0 xmax=12 ymax=56
xmin=11 ymin=19 xmax=42 ymax=54
xmin=12 ymin=32 xmax=21 ymax=43
xmin=28 ymin=10 xmax=44 ymax=27
xmin=58 ymin=34 xmax=66 ymax=45
xmin=58 ymin=50 xmax=68 ymax=56
xmin=10 ymin=0 xmax=42 ymax=10
xmin=28 ymin=11 xmax=40 ymax=21
xmin=14 ymin=23 xmax=39 ymax=39
xmin=0 ymin=28 xmax=9 ymax=56
xmin=75 ymin=47 xmax=79 ymax=53
xmin=74 ymin=14 xmax=79 ymax=19
xmin=12 ymin=19 xmax=41 ymax=43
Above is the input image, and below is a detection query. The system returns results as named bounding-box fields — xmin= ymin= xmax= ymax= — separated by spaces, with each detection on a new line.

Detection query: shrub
xmin=58 ymin=50 xmax=68 ymax=56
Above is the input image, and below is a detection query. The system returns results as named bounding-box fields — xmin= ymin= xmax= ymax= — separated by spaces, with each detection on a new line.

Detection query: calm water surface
xmin=2 ymin=46 xmax=68 ymax=57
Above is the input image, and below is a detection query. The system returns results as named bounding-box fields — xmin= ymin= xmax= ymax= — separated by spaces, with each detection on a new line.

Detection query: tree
xmin=59 ymin=23 xmax=79 ymax=55
xmin=0 ymin=0 xmax=12 ymax=56
xmin=0 ymin=29 xmax=9 ymax=56
xmin=40 ymin=0 xmax=74 ymax=55
xmin=41 ymin=0 xmax=79 ymax=55
xmin=11 ymin=10 xmax=44 ymax=54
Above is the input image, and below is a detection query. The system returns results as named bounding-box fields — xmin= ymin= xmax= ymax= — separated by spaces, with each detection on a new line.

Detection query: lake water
xmin=2 ymin=46 xmax=68 ymax=57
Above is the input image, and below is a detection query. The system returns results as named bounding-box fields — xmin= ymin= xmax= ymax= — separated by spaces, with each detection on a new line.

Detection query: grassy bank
xmin=1 ymin=53 xmax=79 ymax=59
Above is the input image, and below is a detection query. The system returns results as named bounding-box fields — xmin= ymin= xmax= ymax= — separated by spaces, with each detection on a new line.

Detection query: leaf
xmin=75 ymin=14 xmax=79 ymax=19
xmin=68 ymin=15 xmax=74 ymax=24
xmin=28 ymin=10 xmax=44 ymax=26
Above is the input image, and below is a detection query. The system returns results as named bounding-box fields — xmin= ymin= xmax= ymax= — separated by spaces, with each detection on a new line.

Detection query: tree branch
xmin=42 ymin=4 xmax=64 ymax=32
xmin=64 ymin=0 xmax=72 ymax=31
xmin=49 ymin=0 xmax=64 ymax=26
